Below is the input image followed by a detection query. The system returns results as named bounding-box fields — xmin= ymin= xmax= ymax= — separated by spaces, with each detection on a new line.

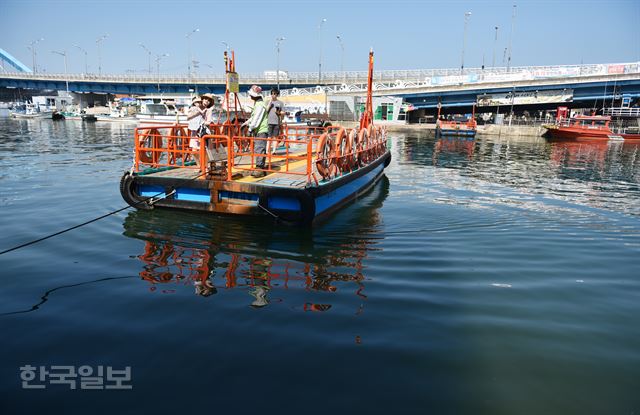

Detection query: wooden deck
xmin=145 ymin=147 xmax=315 ymax=189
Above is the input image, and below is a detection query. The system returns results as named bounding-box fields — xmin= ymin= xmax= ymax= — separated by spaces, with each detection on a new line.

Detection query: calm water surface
xmin=1 ymin=118 xmax=639 ymax=414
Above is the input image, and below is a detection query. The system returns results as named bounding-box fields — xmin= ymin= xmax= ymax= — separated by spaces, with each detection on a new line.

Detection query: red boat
xmin=545 ymin=107 xmax=640 ymax=141
xmin=435 ymin=104 xmax=477 ymax=138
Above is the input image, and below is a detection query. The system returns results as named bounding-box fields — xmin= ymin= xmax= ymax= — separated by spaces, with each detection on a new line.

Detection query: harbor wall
xmin=366 ymin=122 xmax=547 ymax=138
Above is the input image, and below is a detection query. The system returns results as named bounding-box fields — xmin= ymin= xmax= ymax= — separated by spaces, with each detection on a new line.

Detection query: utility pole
xmin=336 ymin=35 xmax=345 ymax=72
xmin=507 ymin=4 xmax=516 ymax=72
xmin=460 ymin=12 xmax=472 ymax=75
xmin=318 ymin=18 xmax=327 ymax=83
xmin=492 ymin=26 xmax=498 ymax=68
xmin=28 ymin=38 xmax=44 ymax=73
xmin=275 ymin=36 xmax=285 ymax=90
xmin=51 ymin=50 xmax=69 ymax=96
xmin=96 ymin=34 xmax=108 ymax=75
xmin=186 ymin=28 xmax=199 ymax=90
xmin=138 ymin=43 xmax=152 ymax=74
xmin=155 ymin=53 xmax=169 ymax=93
xmin=74 ymin=45 xmax=88 ymax=74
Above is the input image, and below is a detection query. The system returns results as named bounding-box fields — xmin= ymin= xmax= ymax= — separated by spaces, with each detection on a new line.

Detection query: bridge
xmin=1 ymin=61 xmax=639 ymax=113
xmin=0 ymin=48 xmax=32 ymax=73
xmin=284 ymin=62 xmax=640 ymax=114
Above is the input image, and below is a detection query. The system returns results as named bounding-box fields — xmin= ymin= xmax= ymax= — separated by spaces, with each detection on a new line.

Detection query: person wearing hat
xmin=200 ymin=93 xmax=217 ymax=127
xmin=266 ymin=88 xmax=284 ymax=154
xmin=188 ymin=96 xmax=206 ymax=167
xmin=200 ymin=93 xmax=217 ymax=163
xmin=242 ymin=85 xmax=269 ymax=178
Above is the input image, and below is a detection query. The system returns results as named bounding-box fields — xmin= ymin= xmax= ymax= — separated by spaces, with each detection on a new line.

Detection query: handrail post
xmin=307 ymin=135 xmax=312 ymax=183
xmin=134 ymin=129 xmax=139 ymax=172
xmin=227 ymin=134 xmax=233 ymax=181
xmin=200 ymin=137 xmax=206 ymax=177
xmin=250 ymin=137 xmax=255 ymax=169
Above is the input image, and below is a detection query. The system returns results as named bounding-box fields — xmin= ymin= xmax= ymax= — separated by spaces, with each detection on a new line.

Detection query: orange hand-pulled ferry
xmin=119 ymin=50 xmax=391 ymax=225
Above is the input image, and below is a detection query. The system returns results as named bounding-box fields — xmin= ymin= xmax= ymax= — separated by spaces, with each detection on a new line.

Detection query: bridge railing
xmin=1 ymin=62 xmax=638 ymax=85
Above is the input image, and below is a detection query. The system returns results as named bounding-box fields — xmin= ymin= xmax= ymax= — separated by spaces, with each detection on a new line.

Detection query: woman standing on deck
xmin=188 ymin=96 xmax=205 ymax=167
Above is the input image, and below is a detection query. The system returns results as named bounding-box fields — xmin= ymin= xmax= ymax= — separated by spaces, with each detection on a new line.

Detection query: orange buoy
xmin=168 ymin=126 xmax=187 ymax=164
xmin=347 ymin=129 xmax=358 ymax=169
xmin=334 ymin=127 xmax=352 ymax=173
xmin=357 ymin=127 xmax=369 ymax=166
xmin=315 ymin=132 xmax=335 ymax=180
xmin=138 ymin=128 xmax=162 ymax=165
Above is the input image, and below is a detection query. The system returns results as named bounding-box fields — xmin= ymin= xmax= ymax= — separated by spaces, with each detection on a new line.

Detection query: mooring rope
xmin=0 ymin=171 xmax=205 ymax=256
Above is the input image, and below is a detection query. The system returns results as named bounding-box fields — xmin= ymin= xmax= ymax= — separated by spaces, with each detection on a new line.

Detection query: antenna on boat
xmin=360 ymin=49 xmax=375 ymax=130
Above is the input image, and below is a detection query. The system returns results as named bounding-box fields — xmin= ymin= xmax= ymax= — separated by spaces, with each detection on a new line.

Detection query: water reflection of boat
xmin=432 ymin=137 xmax=476 ymax=164
xmin=121 ymin=175 xmax=389 ymax=309
xmin=547 ymin=140 xmax=640 ymax=172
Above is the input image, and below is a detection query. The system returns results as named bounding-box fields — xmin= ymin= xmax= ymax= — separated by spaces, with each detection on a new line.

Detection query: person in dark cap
xmin=266 ymin=88 xmax=284 ymax=153
xmin=242 ymin=85 xmax=269 ymax=178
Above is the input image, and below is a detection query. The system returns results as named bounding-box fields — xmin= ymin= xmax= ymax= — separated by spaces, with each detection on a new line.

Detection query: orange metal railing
xmin=132 ymin=122 xmax=388 ymax=183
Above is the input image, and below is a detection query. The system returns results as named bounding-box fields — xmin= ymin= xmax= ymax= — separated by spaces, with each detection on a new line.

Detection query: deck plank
xmin=143 ymin=147 xmax=317 ymax=189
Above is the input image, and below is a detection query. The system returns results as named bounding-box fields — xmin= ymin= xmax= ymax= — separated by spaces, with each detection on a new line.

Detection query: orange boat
xmin=119 ymin=50 xmax=391 ymax=225
xmin=544 ymin=108 xmax=640 ymax=141
xmin=435 ymin=104 xmax=477 ymax=138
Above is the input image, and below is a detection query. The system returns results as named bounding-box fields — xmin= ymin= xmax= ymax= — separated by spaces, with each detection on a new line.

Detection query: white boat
xmin=135 ymin=98 xmax=188 ymax=125
xmin=95 ymin=99 xmax=139 ymax=123
xmin=10 ymin=103 xmax=51 ymax=118
xmin=96 ymin=114 xmax=139 ymax=123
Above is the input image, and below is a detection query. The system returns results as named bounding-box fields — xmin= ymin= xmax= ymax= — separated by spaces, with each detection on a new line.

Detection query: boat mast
xmin=360 ymin=49 xmax=375 ymax=130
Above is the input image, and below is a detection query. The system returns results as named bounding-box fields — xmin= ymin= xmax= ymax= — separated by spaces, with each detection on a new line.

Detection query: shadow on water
xmin=120 ymin=175 xmax=390 ymax=310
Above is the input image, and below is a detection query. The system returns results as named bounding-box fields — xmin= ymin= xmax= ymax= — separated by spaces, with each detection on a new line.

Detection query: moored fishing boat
xmin=119 ymin=50 xmax=391 ymax=225
xmin=435 ymin=104 xmax=477 ymax=138
xmin=10 ymin=102 xmax=51 ymax=119
xmin=544 ymin=113 xmax=640 ymax=141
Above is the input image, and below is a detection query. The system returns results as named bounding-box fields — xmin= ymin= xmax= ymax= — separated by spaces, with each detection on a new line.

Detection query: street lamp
xmin=336 ymin=35 xmax=345 ymax=72
xmin=507 ymin=4 xmax=517 ymax=72
xmin=138 ymin=43 xmax=152 ymax=75
xmin=155 ymin=53 xmax=169 ymax=93
xmin=28 ymin=38 xmax=44 ymax=73
xmin=492 ymin=26 xmax=498 ymax=68
xmin=186 ymin=28 xmax=199 ymax=88
xmin=318 ymin=18 xmax=327 ymax=83
xmin=275 ymin=36 xmax=285 ymax=90
xmin=51 ymin=50 xmax=69 ymax=96
xmin=96 ymin=34 xmax=108 ymax=75
xmin=73 ymin=45 xmax=88 ymax=74
xmin=460 ymin=11 xmax=471 ymax=75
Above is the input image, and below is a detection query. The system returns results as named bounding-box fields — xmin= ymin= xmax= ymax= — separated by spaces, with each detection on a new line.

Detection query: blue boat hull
xmin=436 ymin=128 xmax=476 ymax=138
xmin=120 ymin=150 xmax=392 ymax=225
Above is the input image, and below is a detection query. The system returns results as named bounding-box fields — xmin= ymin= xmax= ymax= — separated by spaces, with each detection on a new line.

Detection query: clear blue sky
xmin=2 ymin=0 xmax=639 ymax=75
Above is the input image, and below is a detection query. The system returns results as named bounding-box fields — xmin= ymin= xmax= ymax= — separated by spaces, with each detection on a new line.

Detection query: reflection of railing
xmin=137 ymin=239 xmax=369 ymax=309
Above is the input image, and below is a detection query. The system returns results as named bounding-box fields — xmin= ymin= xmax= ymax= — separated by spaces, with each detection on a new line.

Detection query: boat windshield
xmin=573 ymin=117 xmax=609 ymax=127
xmin=144 ymin=104 xmax=168 ymax=115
